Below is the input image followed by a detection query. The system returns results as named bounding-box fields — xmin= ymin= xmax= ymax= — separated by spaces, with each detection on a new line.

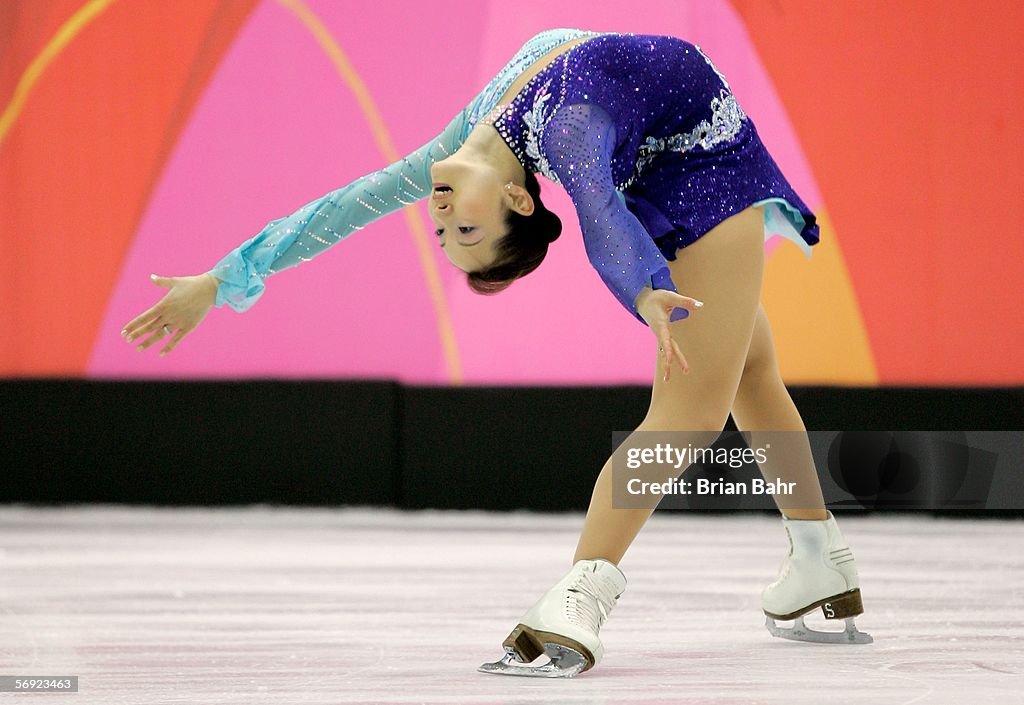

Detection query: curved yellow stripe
xmin=0 ymin=0 xmax=117 ymax=147
xmin=763 ymin=208 xmax=878 ymax=384
xmin=277 ymin=0 xmax=463 ymax=384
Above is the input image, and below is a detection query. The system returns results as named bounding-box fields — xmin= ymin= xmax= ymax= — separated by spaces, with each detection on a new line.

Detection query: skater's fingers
xmin=128 ymin=317 xmax=167 ymax=346
xmin=124 ymin=316 xmax=162 ymax=344
xmin=158 ymin=327 xmax=188 ymax=357
xmin=673 ymin=338 xmax=689 ymax=376
xmin=150 ymin=274 xmax=175 ymax=289
xmin=658 ymin=329 xmax=689 ymax=382
xmin=134 ymin=323 xmax=173 ymax=352
xmin=659 ymin=290 xmax=703 ymax=322
xmin=121 ymin=310 xmax=160 ymax=342
xmin=658 ymin=323 xmax=675 ymax=382
xmin=669 ymin=293 xmax=703 ymax=313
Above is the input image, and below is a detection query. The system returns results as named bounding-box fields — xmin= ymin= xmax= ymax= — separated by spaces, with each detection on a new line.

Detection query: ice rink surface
xmin=0 ymin=506 xmax=1021 ymax=705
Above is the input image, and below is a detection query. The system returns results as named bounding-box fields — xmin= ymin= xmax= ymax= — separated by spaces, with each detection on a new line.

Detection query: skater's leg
xmin=730 ymin=305 xmax=827 ymax=520
xmin=573 ymin=205 xmax=766 ymax=565
xmin=480 ymin=206 xmax=764 ymax=676
xmin=733 ymin=308 xmax=871 ymax=642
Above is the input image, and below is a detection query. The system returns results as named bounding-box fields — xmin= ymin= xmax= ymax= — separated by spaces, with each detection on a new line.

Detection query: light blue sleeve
xmin=208 ymin=109 xmax=469 ymax=312
xmin=542 ymin=103 xmax=681 ymax=326
xmin=208 ymin=27 xmax=602 ymax=313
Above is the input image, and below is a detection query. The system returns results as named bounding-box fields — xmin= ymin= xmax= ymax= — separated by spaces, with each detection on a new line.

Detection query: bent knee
xmin=740 ymin=335 xmax=780 ymax=385
xmin=641 ymin=406 xmax=732 ymax=433
xmin=740 ymin=306 xmax=781 ymax=384
xmin=740 ymin=362 xmax=769 ymax=393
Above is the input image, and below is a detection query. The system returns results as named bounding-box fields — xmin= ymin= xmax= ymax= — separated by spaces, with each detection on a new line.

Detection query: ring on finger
xmin=162 ymin=325 xmax=172 ymax=336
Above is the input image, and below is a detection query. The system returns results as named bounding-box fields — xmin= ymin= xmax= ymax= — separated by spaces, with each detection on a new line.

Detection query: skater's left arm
xmin=543 ymin=104 xmax=702 ymax=375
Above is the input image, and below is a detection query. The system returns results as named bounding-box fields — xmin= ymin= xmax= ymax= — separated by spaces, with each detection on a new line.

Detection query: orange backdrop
xmin=2 ymin=1 xmax=1022 ymax=385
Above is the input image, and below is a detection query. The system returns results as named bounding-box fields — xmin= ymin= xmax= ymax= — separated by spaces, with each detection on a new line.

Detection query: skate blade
xmin=765 ymin=615 xmax=873 ymax=644
xmin=478 ymin=643 xmax=588 ymax=678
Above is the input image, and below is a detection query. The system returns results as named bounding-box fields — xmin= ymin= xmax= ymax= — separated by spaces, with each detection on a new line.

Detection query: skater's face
xmin=429 ymin=156 xmax=534 ymax=274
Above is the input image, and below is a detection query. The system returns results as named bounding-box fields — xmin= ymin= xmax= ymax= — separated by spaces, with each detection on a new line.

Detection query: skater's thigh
xmin=736 ymin=303 xmax=783 ymax=392
xmin=646 ymin=205 xmax=765 ymax=428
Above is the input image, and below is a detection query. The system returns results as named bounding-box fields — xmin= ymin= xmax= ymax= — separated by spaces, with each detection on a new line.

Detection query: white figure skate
xmin=478 ymin=558 xmax=626 ymax=677
xmin=762 ymin=511 xmax=873 ymax=644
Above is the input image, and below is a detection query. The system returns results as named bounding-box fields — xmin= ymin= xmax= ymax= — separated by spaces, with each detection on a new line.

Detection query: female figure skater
xmin=121 ymin=28 xmax=870 ymax=677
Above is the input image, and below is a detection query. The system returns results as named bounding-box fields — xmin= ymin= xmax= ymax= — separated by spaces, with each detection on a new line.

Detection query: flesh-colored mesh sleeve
xmin=543 ymin=103 xmax=680 ymax=325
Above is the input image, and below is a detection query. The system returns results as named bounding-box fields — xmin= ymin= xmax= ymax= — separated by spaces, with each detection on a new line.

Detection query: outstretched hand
xmin=634 ymin=287 xmax=703 ymax=381
xmin=120 ymin=273 xmax=220 ymax=357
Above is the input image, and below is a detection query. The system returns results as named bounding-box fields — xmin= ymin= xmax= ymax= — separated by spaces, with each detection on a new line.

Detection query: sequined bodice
xmin=489 ymin=34 xmax=748 ymax=191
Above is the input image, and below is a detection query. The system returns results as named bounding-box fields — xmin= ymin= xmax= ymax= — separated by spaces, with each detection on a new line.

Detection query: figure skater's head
xmin=429 ymin=155 xmax=562 ymax=292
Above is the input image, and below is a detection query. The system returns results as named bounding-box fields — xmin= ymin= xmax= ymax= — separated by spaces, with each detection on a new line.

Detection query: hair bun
xmin=541 ymin=208 xmax=563 ymax=243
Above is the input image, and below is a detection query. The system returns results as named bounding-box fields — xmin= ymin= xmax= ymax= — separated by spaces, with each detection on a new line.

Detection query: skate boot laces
xmin=565 ymin=570 xmax=619 ymax=634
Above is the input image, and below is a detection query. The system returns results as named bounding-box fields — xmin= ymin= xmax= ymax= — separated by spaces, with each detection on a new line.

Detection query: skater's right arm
xmin=206 ymin=29 xmax=600 ymax=312
xmin=119 ymin=113 xmax=470 ymax=356
xmin=206 ymin=110 xmax=472 ymax=313
xmin=120 ymin=29 xmax=597 ymax=356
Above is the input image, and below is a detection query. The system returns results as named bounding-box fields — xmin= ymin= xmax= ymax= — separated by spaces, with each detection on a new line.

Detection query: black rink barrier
xmin=1 ymin=380 xmax=1022 ymax=514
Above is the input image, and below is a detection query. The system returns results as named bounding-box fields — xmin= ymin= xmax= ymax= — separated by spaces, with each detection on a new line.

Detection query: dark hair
xmin=466 ymin=170 xmax=562 ymax=294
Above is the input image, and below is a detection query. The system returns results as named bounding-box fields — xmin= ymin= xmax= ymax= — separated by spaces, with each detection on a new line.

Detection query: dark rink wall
xmin=2 ymin=381 xmax=1022 ymax=514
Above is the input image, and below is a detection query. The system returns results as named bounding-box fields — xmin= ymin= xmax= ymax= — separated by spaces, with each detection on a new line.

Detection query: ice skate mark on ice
xmin=878 ymin=662 xmax=935 ymax=705
xmin=971 ymin=661 xmax=1018 ymax=675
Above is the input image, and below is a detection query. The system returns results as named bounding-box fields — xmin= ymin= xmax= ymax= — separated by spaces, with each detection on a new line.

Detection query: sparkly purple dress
xmin=209 ymin=29 xmax=817 ymax=325
xmin=488 ymin=32 xmax=818 ymax=322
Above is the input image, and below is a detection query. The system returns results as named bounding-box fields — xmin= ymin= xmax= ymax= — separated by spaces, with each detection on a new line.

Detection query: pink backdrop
xmin=89 ymin=0 xmax=817 ymax=383
xmin=6 ymin=1 xmax=1020 ymax=384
